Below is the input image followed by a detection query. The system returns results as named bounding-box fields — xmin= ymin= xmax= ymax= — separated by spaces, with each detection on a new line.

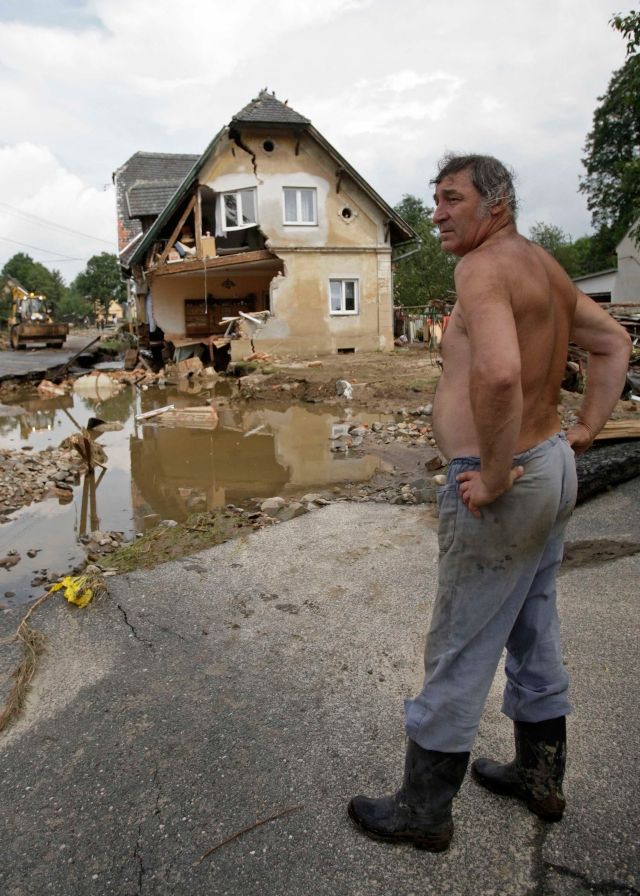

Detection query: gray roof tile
xmin=231 ymin=90 xmax=309 ymax=126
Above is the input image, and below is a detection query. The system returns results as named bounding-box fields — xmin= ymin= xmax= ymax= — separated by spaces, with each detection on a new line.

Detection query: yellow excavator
xmin=8 ymin=280 xmax=69 ymax=350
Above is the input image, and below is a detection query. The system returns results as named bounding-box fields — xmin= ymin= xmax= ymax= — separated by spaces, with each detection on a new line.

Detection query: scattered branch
xmin=198 ymin=803 xmax=304 ymax=863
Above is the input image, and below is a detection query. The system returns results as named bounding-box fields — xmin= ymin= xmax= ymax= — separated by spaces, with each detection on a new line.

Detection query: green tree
xmin=528 ymin=224 xmax=618 ymax=277
xmin=56 ymin=290 xmax=93 ymax=323
xmin=579 ymin=11 xmax=640 ymax=246
xmin=1 ymin=252 xmax=63 ymax=303
xmin=393 ymin=195 xmax=456 ymax=308
xmin=71 ymin=252 xmax=126 ymax=317
xmin=611 ymin=9 xmax=640 ymax=55
xmin=528 ymin=222 xmax=579 ymax=275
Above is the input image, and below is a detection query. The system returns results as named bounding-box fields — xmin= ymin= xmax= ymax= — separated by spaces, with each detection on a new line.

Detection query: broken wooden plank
xmin=157 ymin=194 xmax=197 ymax=266
xmin=593 ymin=419 xmax=640 ymax=441
xmin=135 ymin=404 xmax=175 ymax=422
xmin=153 ymin=405 xmax=219 ymax=430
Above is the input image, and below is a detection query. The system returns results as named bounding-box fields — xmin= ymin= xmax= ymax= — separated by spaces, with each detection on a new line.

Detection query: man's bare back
xmin=434 ymin=235 xmax=576 ymax=460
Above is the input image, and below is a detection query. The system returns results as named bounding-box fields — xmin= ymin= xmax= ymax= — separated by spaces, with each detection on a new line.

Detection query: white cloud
xmin=0 ymin=0 xmax=634 ymax=276
xmin=0 ymin=144 xmax=116 ymax=279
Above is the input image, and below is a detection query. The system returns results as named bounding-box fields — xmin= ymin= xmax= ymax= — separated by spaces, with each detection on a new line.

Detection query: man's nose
xmin=433 ymin=204 xmax=446 ymax=223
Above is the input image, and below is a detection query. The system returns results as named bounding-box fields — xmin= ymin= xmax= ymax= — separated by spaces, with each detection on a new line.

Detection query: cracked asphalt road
xmin=0 ymin=481 xmax=638 ymax=896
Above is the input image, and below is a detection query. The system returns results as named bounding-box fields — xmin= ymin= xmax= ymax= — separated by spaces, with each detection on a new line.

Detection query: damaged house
xmin=113 ymin=90 xmax=416 ymax=363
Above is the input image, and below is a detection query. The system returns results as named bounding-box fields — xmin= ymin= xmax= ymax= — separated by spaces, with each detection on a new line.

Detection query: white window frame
xmin=282 ymin=187 xmax=317 ymax=226
xmin=329 ymin=278 xmax=359 ymax=316
xmin=222 ymin=188 xmax=257 ymax=231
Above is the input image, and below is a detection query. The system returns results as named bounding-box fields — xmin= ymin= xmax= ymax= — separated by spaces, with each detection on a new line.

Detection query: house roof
xmin=126 ymin=93 xmax=416 ymax=268
xmin=231 ymin=90 xmax=310 ymax=126
xmin=114 ymin=151 xmax=200 ymax=188
xmin=126 ymin=180 xmax=187 ymax=218
xmin=573 ymin=268 xmax=617 ymax=282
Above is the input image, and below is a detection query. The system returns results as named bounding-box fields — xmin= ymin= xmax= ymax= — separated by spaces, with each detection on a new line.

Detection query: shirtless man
xmin=348 ymin=154 xmax=631 ymax=851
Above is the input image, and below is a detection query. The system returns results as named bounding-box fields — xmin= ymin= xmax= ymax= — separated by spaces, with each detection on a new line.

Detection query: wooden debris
xmin=124 ymin=348 xmax=139 ymax=371
xmin=135 ymin=404 xmax=175 ymax=422
xmin=154 ymin=405 xmax=219 ymax=430
xmin=594 ymin=419 xmax=640 ymax=441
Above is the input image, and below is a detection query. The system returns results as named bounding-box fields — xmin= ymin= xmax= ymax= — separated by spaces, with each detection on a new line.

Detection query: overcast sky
xmin=0 ymin=0 xmax=633 ymax=281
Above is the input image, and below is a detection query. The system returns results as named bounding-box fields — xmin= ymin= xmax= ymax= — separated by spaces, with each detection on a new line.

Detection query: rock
xmin=335 ymin=380 xmax=353 ymax=400
xmin=371 ymin=422 xmax=383 ymax=433
xmin=433 ymin=474 xmax=447 ymax=486
xmin=260 ymin=497 xmax=286 ymax=512
xmin=161 ymin=520 xmax=179 ymax=528
xmin=73 ymin=373 xmax=123 ymax=399
xmin=0 ymin=553 xmax=20 ymax=570
xmin=424 ymin=453 xmax=444 ymax=472
xmin=301 ymin=493 xmax=327 ymax=504
xmin=276 ymin=503 xmax=309 ymax=522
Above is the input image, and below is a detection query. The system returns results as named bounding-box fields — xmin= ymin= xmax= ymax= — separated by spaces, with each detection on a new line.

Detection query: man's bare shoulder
xmin=454 ymin=234 xmax=527 ymax=295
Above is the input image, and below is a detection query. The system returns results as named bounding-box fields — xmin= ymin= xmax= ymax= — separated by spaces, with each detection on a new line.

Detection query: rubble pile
xmin=0 ymin=446 xmax=86 ymax=522
xmin=330 ymin=406 xmax=440 ymax=454
xmin=81 ymin=529 xmax=126 ymax=563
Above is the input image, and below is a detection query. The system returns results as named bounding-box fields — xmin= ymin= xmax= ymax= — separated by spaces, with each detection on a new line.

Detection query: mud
xmin=561 ymin=538 xmax=640 ymax=571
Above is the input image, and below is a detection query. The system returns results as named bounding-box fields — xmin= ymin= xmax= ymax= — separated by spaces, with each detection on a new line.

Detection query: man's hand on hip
xmin=456 ymin=466 xmax=524 ymax=519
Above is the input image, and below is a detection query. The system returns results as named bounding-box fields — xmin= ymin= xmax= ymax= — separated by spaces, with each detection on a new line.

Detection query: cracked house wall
xmin=191 ymin=129 xmax=395 ymax=354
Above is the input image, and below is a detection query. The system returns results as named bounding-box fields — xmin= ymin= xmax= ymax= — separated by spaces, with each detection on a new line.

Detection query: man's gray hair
xmin=432 ymin=154 xmax=518 ymax=217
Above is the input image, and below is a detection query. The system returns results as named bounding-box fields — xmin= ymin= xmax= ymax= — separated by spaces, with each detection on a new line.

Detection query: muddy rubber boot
xmin=347 ymin=740 xmax=469 ymax=851
xmin=472 ymin=716 xmax=566 ymax=822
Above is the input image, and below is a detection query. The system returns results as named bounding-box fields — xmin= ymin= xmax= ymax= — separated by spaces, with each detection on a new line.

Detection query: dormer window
xmin=222 ymin=188 xmax=257 ymax=230
xmin=283 ymin=187 xmax=317 ymax=225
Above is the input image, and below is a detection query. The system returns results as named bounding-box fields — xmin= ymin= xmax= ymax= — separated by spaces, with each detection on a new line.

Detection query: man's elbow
xmin=621 ymin=328 xmax=633 ymax=362
xmin=474 ymin=360 xmax=521 ymax=393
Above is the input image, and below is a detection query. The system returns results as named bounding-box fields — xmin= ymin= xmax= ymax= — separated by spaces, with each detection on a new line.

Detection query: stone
xmin=335 ymin=379 xmax=353 ymax=399
xmin=276 ymin=503 xmax=309 ymax=522
xmin=301 ymin=493 xmax=329 ymax=505
xmin=424 ymin=453 xmax=444 ymax=472
xmin=260 ymin=497 xmax=286 ymax=512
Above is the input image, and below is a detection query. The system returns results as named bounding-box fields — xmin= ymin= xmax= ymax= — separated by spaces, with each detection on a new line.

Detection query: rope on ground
xmin=0 ymin=592 xmax=52 ymax=735
xmin=197 ymin=803 xmax=304 ymax=863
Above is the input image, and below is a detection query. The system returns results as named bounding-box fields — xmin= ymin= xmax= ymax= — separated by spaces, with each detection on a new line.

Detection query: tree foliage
xmin=1 ymin=253 xmax=66 ymax=306
xmin=580 ymin=11 xmax=640 ymax=246
xmin=70 ymin=252 xmax=126 ymax=316
xmin=56 ymin=291 xmax=93 ymax=323
xmin=393 ymin=195 xmax=456 ymax=308
xmin=611 ymin=9 xmax=640 ymax=55
xmin=529 ymin=223 xmax=617 ymax=277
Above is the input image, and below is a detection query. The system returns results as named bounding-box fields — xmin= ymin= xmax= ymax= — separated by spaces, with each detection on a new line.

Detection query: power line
xmin=0 ymin=201 xmax=116 ymax=246
xmin=0 ymin=234 xmax=87 ymax=261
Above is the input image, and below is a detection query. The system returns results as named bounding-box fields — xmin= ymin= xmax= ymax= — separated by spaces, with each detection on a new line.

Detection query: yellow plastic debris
xmin=49 ymin=576 xmax=93 ymax=608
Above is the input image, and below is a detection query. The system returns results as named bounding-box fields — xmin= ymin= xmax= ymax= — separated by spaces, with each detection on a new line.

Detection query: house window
xmin=329 ymin=279 xmax=359 ymax=315
xmin=222 ymin=188 xmax=257 ymax=230
xmin=283 ymin=187 xmax=317 ymax=225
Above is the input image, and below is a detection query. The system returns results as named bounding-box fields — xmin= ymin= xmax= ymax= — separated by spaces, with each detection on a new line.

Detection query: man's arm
xmin=567 ymin=290 xmax=632 ymax=454
xmin=454 ymin=255 xmax=524 ymax=516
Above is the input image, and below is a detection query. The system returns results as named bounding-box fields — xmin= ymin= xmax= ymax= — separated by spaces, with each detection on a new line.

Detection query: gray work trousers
xmin=405 ymin=432 xmax=577 ymax=753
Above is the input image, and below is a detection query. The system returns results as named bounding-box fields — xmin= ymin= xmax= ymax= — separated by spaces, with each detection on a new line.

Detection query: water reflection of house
xmin=129 ymin=401 xmax=383 ymax=526
xmin=129 ymin=424 xmax=289 ymax=523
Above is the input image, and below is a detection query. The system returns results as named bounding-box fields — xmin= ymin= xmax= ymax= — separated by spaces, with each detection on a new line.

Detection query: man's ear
xmin=489 ymin=196 xmax=506 ymax=216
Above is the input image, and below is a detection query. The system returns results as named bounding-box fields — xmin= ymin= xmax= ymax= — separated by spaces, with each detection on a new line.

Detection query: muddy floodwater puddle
xmin=0 ymin=383 xmax=393 ymax=606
